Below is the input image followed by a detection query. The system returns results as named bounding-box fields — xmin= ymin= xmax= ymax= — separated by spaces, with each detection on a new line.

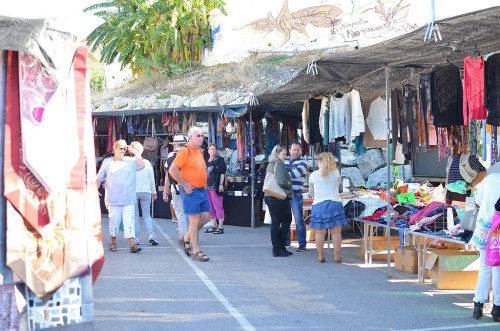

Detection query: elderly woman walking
xmin=97 ymin=139 xmax=145 ymax=253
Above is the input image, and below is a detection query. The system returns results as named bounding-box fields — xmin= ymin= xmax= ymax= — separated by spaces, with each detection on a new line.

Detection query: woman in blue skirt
xmin=308 ymin=152 xmax=347 ymax=263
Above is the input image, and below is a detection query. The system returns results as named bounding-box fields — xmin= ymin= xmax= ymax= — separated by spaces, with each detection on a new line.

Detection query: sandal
xmin=204 ymin=226 xmax=218 ymax=233
xmin=109 ymin=244 xmax=117 ymax=252
xmin=130 ymin=245 xmax=142 ymax=253
xmin=213 ymin=228 xmax=224 ymax=234
xmin=178 ymin=236 xmax=191 ymax=257
xmin=191 ymin=251 xmax=209 ymax=262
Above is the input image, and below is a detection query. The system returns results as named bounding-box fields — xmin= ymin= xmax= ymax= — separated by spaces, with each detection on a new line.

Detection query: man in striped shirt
xmin=284 ymin=141 xmax=308 ymax=252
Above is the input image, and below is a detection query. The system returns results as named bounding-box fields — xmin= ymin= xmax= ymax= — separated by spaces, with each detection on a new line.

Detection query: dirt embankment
xmin=91 ymin=51 xmax=328 ymax=104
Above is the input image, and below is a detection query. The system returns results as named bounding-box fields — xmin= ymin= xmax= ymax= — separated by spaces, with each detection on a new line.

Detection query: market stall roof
xmin=91 ymin=103 xmax=248 ymax=117
xmin=249 ymin=5 xmax=500 ymax=116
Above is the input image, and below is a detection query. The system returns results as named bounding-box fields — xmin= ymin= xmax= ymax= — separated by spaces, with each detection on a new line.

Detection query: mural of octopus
xmin=244 ymin=0 xmax=343 ymax=47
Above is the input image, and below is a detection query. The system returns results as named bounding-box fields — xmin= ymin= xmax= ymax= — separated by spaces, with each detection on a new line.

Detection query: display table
xmin=405 ymin=231 xmax=473 ymax=283
xmin=223 ymin=191 xmax=262 ymax=227
xmin=350 ymin=218 xmax=401 ymax=264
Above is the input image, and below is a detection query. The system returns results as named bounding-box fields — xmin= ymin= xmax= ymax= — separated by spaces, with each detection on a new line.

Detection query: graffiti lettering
xmin=339 ymin=18 xmax=368 ymax=30
xmin=339 ymin=21 xmax=418 ymax=41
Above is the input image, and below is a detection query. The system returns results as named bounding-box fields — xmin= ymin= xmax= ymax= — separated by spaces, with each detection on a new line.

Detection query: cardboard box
xmin=395 ymin=246 xmax=418 ymax=274
xmin=425 ymin=250 xmax=480 ymax=290
xmin=360 ymin=236 xmax=400 ymax=261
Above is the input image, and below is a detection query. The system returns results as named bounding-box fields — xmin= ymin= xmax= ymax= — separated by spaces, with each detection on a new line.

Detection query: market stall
xmin=242 ymin=5 xmax=500 ymax=280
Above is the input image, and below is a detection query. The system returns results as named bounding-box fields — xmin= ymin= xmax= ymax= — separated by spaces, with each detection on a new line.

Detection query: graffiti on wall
xmin=243 ymin=0 xmax=418 ymax=48
xmin=244 ymin=1 xmax=342 ymax=47
xmin=332 ymin=0 xmax=418 ymax=42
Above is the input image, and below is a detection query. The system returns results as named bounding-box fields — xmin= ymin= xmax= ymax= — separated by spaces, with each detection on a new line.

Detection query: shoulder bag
xmin=486 ymin=212 xmax=500 ymax=266
xmin=461 ymin=197 xmax=477 ymax=231
xmin=263 ymin=163 xmax=286 ymax=200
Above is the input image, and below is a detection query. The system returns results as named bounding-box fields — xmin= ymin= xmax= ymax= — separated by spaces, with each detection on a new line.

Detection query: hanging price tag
xmin=397 ymin=192 xmax=416 ymax=204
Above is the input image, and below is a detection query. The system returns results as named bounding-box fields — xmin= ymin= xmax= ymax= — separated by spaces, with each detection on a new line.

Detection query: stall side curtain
xmin=391 ymin=88 xmax=402 ymax=158
xmin=307 ymin=98 xmax=323 ymax=145
xmin=463 ymin=56 xmax=487 ymax=122
xmin=485 ymin=54 xmax=500 ymax=125
xmin=431 ymin=63 xmax=464 ymax=127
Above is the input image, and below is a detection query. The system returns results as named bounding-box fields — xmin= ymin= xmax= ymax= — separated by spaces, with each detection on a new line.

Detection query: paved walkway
xmin=93 ymin=217 xmax=498 ymax=331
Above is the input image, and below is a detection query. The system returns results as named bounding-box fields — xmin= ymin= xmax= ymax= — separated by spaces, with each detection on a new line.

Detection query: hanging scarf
xmin=469 ymin=120 xmax=482 ymax=156
xmin=437 ymin=127 xmax=448 ymax=159
xmin=455 ymin=125 xmax=470 ymax=155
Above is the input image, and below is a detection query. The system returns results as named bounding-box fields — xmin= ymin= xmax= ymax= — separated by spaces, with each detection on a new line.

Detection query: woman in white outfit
xmin=470 ymin=172 xmax=500 ymax=322
xmin=130 ymin=141 xmax=158 ymax=246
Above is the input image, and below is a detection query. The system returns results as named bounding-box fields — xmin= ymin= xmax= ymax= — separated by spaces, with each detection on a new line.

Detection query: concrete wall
xmin=202 ymin=0 xmax=498 ymax=65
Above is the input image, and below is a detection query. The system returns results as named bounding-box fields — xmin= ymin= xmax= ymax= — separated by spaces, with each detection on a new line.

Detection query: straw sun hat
xmin=169 ymin=135 xmax=188 ymax=145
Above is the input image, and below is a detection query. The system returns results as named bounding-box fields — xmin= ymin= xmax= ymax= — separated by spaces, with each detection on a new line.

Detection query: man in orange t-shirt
xmin=169 ymin=126 xmax=211 ymax=262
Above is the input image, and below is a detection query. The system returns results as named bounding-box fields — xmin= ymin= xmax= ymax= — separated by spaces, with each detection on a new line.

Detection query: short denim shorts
xmin=179 ymin=187 xmax=210 ymax=215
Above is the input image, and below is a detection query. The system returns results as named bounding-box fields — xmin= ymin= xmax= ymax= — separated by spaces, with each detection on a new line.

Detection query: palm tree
xmin=85 ymin=0 xmax=226 ymax=76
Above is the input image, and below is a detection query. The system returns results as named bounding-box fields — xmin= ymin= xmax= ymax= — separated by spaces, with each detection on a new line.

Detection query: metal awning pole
xmin=250 ymin=111 xmax=256 ymax=228
xmin=385 ymin=66 xmax=392 ymax=278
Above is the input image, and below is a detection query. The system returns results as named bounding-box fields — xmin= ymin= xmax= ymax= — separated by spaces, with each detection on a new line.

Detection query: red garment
xmin=3 ymin=51 xmax=51 ymax=231
xmin=463 ymin=56 xmax=487 ymax=122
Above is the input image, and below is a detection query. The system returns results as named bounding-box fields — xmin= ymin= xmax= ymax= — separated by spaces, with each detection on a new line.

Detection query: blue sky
xmin=0 ymin=0 xmax=99 ymax=18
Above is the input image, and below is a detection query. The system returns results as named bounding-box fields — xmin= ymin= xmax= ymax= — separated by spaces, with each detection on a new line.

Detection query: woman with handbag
xmin=470 ymin=172 xmax=500 ymax=322
xmin=205 ymin=144 xmax=227 ymax=234
xmin=308 ymin=152 xmax=347 ymax=263
xmin=264 ymin=145 xmax=293 ymax=257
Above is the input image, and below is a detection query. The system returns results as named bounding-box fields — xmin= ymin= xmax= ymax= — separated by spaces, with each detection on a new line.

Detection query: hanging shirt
xmin=349 ymin=89 xmax=365 ymax=139
xmin=329 ymin=94 xmax=351 ymax=143
xmin=463 ymin=56 xmax=487 ymax=122
xmin=485 ymin=54 xmax=500 ymax=126
xmin=307 ymin=98 xmax=324 ymax=145
xmin=431 ymin=63 xmax=464 ymax=127
xmin=366 ymin=97 xmax=389 ymax=140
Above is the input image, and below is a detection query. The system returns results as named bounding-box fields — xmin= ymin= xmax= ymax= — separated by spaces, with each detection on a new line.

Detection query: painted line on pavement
xmin=399 ymin=323 xmax=499 ymax=330
xmin=154 ymin=223 xmax=256 ymax=331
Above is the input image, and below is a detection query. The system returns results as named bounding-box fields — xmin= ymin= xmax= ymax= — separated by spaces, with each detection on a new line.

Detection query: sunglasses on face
xmin=195 ymin=134 xmax=203 ymax=137
xmin=118 ymin=147 xmax=127 ymax=151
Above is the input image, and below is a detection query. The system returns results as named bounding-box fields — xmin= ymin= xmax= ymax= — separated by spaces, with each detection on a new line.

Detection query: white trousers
xmin=172 ymin=191 xmax=189 ymax=237
xmin=474 ymin=248 xmax=500 ymax=305
xmin=107 ymin=204 xmax=135 ymax=239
